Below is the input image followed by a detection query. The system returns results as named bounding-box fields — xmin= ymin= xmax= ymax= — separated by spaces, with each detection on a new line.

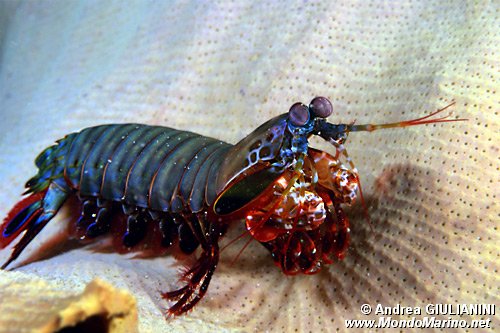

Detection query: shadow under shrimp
xmin=313 ymin=163 xmax=457 ymax=310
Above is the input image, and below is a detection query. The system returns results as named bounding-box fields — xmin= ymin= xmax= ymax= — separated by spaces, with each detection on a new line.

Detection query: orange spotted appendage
xmin=227 ymin=101 xmax=465 ymax=277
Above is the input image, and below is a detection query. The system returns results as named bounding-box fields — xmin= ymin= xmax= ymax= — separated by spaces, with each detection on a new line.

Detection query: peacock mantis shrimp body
xmin=0 ymin=97 xmax=463 ymax=315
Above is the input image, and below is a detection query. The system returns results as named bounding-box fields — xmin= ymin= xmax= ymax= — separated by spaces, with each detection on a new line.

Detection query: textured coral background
xmin=0 ymin=1 xmax=498 ymax=332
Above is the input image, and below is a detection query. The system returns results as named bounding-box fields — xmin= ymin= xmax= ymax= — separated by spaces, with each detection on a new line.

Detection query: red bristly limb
xmin=229 ymin=235 xmax=254 ymax=267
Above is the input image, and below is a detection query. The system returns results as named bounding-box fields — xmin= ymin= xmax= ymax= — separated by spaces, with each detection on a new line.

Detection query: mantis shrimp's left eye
xmin=309 ymin=96 xmax=333 ymax=118
xmin=289 ymin=102 xmax=310 ymax=126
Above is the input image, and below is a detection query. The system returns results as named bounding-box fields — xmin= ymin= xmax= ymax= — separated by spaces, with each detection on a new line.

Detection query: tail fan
xmin=0 ymin=192 xmax=45 ymax=249
xmin=1 ymin=183 xmax=68 ymax=269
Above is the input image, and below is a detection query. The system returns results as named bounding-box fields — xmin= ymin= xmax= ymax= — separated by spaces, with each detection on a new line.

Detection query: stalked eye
xmin=309 ymin=96 xmax=333 ymax=118
xmin=289 ymin=102 xmax=310 ymax=126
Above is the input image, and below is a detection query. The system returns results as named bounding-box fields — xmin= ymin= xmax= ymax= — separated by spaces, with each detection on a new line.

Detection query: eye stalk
xmin=309 ymin=96 xmax=333 ymax=118
xmin=288 ymin=102 xmax=310 ymax=126
xmin=288 ymin=97 xmax=333 ymax=129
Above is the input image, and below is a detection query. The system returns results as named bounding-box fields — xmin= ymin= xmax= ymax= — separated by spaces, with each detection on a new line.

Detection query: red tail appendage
xmin=0 ymin=192 xmax=46 ymax=250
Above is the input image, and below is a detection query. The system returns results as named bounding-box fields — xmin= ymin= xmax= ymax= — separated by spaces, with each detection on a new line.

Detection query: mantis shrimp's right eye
xmin=309 ymin=96 xmax=333 ymax=118
xmin=289 ymin=102 xmax=310 ymax=126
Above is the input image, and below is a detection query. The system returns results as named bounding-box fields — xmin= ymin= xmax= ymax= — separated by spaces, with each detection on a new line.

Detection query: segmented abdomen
xmin=39 ymin=124 xmax=230 ymax=213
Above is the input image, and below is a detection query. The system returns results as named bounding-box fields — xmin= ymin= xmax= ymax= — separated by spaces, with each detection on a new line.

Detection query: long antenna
xmin=348 ymin=102 xmax=466 ymax=133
